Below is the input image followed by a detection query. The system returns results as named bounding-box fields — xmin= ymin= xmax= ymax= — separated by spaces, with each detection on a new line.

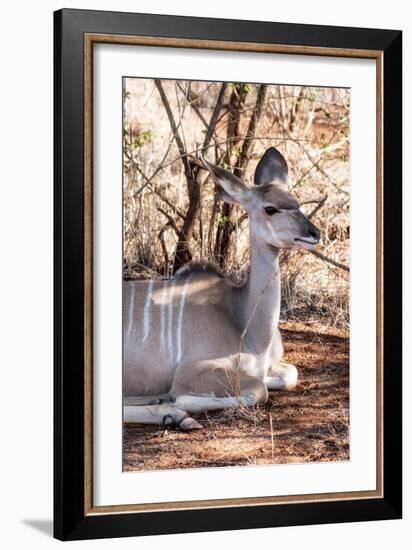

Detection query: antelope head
xmin=202 ymin=147 xmax=321 ymax=251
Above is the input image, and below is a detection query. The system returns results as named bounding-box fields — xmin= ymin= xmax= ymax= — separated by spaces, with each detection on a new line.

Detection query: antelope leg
xmin=123 ymin=394 xmax=170 ymax=406
xmin=123 ymin=403 xmax=202 ymax=430
xmin=174 ymin=394 xmax=258 ymax=413
xmin=265 ymin=362 xmax=298 ymax=391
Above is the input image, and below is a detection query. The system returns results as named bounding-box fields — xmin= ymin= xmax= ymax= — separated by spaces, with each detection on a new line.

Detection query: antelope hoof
xmin=284 ymin=363 xmax=298 ymax=390
xmin=179 ymin=417 xmax=202 ymax=431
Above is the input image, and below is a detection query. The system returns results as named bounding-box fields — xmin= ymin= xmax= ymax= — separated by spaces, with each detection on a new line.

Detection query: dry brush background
xmin=123 ymin=78 xmax=350 ymax=470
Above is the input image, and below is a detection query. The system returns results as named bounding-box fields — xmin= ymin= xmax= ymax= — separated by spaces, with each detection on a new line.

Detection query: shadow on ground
xmin=123 ymin=320 xmax=349 ymax=471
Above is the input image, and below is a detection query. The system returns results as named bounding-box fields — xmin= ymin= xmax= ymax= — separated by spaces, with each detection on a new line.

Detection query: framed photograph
xmin=54 ymin=8 xmax=402 ymax=541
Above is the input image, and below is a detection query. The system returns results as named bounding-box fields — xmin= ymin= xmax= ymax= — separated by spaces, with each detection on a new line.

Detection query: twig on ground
xmin=269 ymin=413 xmax=275 ymax=463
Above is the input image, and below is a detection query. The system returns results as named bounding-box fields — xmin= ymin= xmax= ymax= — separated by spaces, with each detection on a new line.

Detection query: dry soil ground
xmin=123 ymin=320 xmax=349 ymax=471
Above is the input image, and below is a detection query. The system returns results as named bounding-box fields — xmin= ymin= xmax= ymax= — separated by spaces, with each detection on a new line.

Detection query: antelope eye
xmin=264 ymin=206 xmax=279 ymax=216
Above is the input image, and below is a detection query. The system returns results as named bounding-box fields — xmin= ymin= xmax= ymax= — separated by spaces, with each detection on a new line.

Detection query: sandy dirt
xmin=123 ymin=320 xmax=349 ymax=471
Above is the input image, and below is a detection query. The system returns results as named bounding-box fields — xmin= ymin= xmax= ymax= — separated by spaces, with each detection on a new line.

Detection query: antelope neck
xmin=241 ymin=228 xmax=281 ymax=354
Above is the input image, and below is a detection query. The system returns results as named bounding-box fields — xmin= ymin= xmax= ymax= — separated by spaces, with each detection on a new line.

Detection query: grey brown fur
xmin=174 ymin=260 xmax=224 ymax=279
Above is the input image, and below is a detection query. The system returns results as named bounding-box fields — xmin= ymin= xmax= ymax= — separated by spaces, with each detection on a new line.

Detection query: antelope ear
xmin=254 ymin=147 xmax=288 ymax=187
xmin=201 ymin=157 xmax=248 ymax=205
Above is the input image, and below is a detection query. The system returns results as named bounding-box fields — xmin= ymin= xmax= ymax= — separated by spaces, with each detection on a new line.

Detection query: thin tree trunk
xmin=155 ymin=79 xmax=200 ymax=271
xmin=215 ymin=84 xmax=269 ymax=269
xmin=214 ymin=85 xmax=247 ymax=267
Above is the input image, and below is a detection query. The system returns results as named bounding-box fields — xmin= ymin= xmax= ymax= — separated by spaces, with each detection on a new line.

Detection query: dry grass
xmin=123 ymin=320 xmax=349 ymax=471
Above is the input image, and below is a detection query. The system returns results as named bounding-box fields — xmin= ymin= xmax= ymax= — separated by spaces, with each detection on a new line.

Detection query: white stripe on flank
xmin=159 ymin=282 xmax=168 ymax=352
xmin=176 ymin=275 xmax=192 ymax=364
xmin=142 ymin=280 xmax=154 ymax=343
xmin=167 ymin=279 xmax=176 ymax=357
xmin=127 ymin=285 xmax=136 ymax=337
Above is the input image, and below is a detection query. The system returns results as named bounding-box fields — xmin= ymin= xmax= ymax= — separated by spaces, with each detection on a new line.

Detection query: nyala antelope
xmin=124 ymin=147 xmax=321 ymax=430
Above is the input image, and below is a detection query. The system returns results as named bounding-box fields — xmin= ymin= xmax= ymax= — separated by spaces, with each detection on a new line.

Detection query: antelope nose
xmin=308 ymin=226 xmax=320 ymax=241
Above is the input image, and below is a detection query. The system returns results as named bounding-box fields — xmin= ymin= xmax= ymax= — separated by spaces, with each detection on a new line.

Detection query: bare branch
xmin=158 ymin=222 xmax=171 ymax=269
xmin=310 ymin=249 xmax=350 ymax=272
xmin=177 ymin=82 xmax=226 ymax=157
xmin=238 ymin=213 xmax=248 ymax=225
xmin=155 ymin=79 xmax=201 ymax=270
xmin=153 ymin=188 xmax=185 ymax=220
xmin=234 ymin=84 xmax=269 ymax=178
xmin=177 ymin=82 xmax=209 ymax=129
xmin=131 ymin=162 xmax=185 ymax=219
xmin=132 ymin=134 xmax=311 ymax=198
xmin=308 ymin=195 xmax=328 ymax=219
xmin=131 ymin=130 xmax=176 ymax=196
xmin=154 ymin=79 xmax=190 ymax=174
xmin=269 ymin=101 xmax=348 ymax=194
xmin=203 ymin=82 xmax=228 ymax=152
xmin=157 ymin=207 xmax=180 ymax=236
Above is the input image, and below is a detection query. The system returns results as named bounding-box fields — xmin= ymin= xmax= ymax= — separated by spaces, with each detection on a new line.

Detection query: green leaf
xmin=230 ymin=83 xmax=252 ymax=95
xmin=132 ymin=129 xmax=154 ymax=148
xmin=320 ymin=133 xmax=328 ymax=149
xmin=218 ymin=215 xmax=230 ymax=226
xmin=230 ymin=144 xmax=242 ymax=157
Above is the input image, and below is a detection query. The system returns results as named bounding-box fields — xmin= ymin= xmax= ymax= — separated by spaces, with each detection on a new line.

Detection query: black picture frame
xmin=54 ymin=8 xmax=402 ymax=541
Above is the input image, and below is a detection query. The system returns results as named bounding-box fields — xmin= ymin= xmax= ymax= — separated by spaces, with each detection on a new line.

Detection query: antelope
xmin=123 ymin=147 xmax=321 ymax=430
